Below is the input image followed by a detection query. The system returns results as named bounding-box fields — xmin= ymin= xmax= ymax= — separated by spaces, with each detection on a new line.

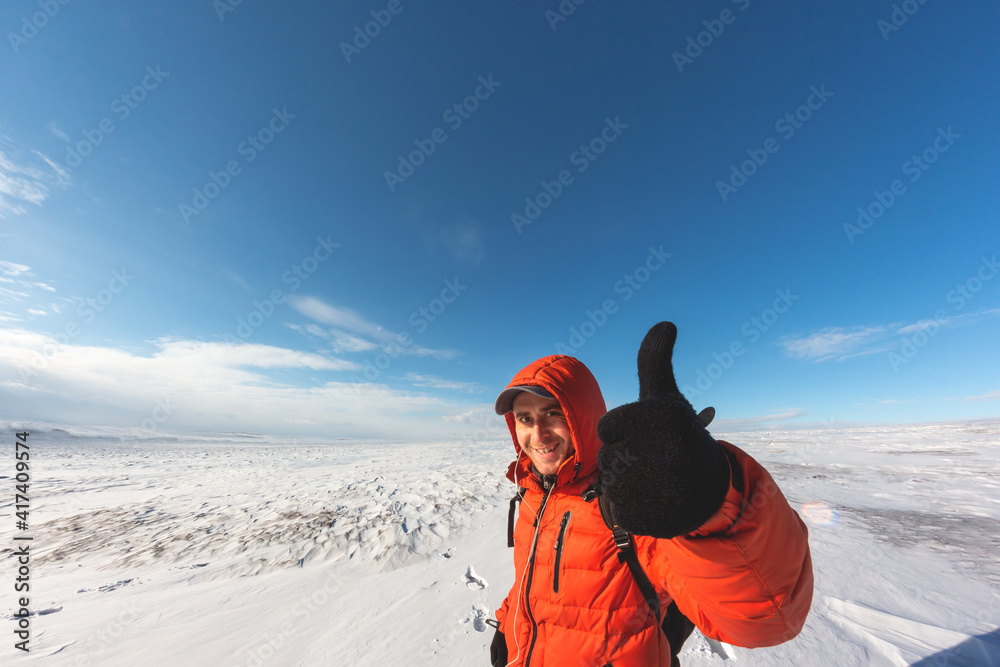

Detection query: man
xmin=489 ymin=322 xmax=813 ymax=666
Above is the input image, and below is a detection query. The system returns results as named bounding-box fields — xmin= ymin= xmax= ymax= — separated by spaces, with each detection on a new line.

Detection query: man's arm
xmin=597 ymin=322 xmax=813 ymax=647
xmin=638 ymin=440 xmax=813 ymax=648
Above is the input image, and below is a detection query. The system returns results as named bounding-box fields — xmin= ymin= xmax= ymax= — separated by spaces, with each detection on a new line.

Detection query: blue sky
xmin=1 ymin=0 xmax=997 ymax=440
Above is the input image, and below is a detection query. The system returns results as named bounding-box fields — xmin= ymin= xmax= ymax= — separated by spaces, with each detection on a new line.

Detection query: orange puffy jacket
xmin=494 ymin=355 xmax=813 ymax=666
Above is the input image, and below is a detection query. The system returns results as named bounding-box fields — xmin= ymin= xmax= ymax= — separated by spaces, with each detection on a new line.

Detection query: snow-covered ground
xmin=2 ymin=419 xmax=999 ymax=666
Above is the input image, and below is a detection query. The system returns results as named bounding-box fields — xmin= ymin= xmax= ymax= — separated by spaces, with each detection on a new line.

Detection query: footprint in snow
xmin=442 ymin=547 xmax=455 ymax=559
xmin=464 ymin=565 xmax=487 ymax=590
xmin=469 ymin=604 xmax=490 ymax=633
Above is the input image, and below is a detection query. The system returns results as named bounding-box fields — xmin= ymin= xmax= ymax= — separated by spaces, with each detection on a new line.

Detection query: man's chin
xmin=533 ymin=460 xmax=562 ymax=476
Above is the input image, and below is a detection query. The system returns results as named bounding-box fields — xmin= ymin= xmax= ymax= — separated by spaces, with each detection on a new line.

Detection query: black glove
xmin=596 ymin=322 xmax=730 ymax=539
xmin=490 ymin=629 xmax=507 ymax=666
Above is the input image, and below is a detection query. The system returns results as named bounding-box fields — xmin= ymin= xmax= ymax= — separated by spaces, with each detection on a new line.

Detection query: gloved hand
xmin=490 ymin=629 xmax=507 ymax=666
xmin=596 ymin=322 xmax=731 ymax=539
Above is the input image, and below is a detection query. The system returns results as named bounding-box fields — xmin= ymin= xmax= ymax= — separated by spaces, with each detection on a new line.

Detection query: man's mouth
xmin=533 ymin=445 xmax=557 ymax=455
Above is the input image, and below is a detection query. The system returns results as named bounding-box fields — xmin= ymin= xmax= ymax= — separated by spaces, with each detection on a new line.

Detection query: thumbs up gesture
xmin=596 ymin=322 xmax=731 ymax=539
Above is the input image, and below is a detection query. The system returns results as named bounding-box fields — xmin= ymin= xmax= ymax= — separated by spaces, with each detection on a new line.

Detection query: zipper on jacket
xmin=523 ymin=484 xmax=553 ymax=667
xmin=552 ymin=511 xmax=571 ymax=593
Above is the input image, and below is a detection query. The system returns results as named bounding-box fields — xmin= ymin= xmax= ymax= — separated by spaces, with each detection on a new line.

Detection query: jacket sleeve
xmin=495 ymin=595 xmax=510 ymax=630
xmin=637 ymin=440 xmax=813 ymax=648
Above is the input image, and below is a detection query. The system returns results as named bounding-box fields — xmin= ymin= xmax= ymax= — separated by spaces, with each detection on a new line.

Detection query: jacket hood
xmin=502 ymin=355 xmax=607 ymax=488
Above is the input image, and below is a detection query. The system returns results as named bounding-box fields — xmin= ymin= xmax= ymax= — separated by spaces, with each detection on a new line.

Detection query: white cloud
xmin=405 ymin=372 xmax=484 ymax=393
xmin=0 ymin=266 xmax=66 ymax=330
xmin=897 ymin=308 xmax=1000 ymax=334
xmin=152 ymin=338 xmax=359 ymax=372
xmin=0 ymin=260 xmax=31 ymax=276
xmin=895 ymin=319 xmax=937 ymax=335
xmin=0 ymin=261 xmax=59 ymax=313
xmin=289 ymin=296 xmax=389 ymax=341
xmin=330 ymin=331 xmax=379 ymax=353
xmin=295 ymin=323 xmax=379 ymax=353
xmin=782 ymin=308 xmax=1000 ymax=362
xmin=440 ymin=405 xmax=509 ymax=447
xmin=0 ymin=330 xmax=474 ymax=440
xmin=442 ymin=407 xmax=494 ymax=425
xmin=0 ymin=286 xmax=31 ymax=302
xmin=222 ymin=269 xmax=254 ymax=295
xmin=47 ymin=122 xmax=71 ymax=143
xmin=408 ymin=345 xmax=460 ymax=360
xmin=713 ymin=408 xmax=807 ymax=432
xmin=288 ymin=296 xmax=460 ymax=359
xmin=779 ymin=326 xmax=889 ymax=362
xmin=964 ymin=389 xmax=1000 ymax=403
xmin=0 ymin=135 xmax=69 ymax=218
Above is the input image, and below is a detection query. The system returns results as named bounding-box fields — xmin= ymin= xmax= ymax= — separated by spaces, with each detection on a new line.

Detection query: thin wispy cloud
xmin=895 ymin=308 xmax=1000 ymax=334
xmin=288 ymin=296 xmax=460 ymax=360
xmin=0 ymin=135 xmax=69 ymax=218
xmin=287 ymin=323 xmax=380 ymax=353
xmin=782 ymin=308 xmax=1000 ymax=362
xmin=880 ymin=398 xmax=916 ymax=405
xmin=442 ymin=407 xmax=495 ymax=425
xmin=406 ymin=345 xmax=461 ymax=360
xmin=152 ymin=339 xmax=360 ymax=372
xmin=780 ymin=325 xmax=889 ymax=362
xmin=313 ymin=325 xmax=379 ymax=352
xmin=964 ymin=389 xmax=1000 ymax=403
xmin=0 ymin=260 xmax=31 ymax=276
xmin=0 ymin=261 xmax=58 ymax=311
xmin=47 ymin=121 xmax=71 ymax=143
xmin=0 ymin=285 xmax=30 ymax=305
xmin=289 ymin=296 xmax=390 ymax=341
xmin=713 ymin=408 xmax=807 ymax=432
xmin=440 ymin=405 xmax=509 ymax=445
xmin=222 ymin=269 xmax=254 ymax=295
xmin=404 ymin=372 xmax=484 ymax=393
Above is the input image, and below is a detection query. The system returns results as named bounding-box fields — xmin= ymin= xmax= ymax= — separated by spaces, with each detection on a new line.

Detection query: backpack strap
xmin=592 ymin=485 xmax=696 ymax=664
xmin=597 ymin=493 xmax=661 ymax=623
xmin=507 ymin=489 xmax=525 ymax=548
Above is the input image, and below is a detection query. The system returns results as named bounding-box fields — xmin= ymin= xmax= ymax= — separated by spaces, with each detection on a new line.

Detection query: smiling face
xmin=512 ymin=391 xmax=575 ymax=477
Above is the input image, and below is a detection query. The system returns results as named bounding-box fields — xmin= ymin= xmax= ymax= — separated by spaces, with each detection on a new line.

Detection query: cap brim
xmin=494 ymin=385 xmax=556 ymax=415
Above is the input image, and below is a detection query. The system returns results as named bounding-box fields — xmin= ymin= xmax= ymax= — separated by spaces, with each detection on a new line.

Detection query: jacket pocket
xmin=553 ymin=511 xmax=571 ymax=593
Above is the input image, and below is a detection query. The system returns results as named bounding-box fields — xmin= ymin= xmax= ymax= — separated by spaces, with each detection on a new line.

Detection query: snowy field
xmin=2 ymin=419 xmax=999 ymax=666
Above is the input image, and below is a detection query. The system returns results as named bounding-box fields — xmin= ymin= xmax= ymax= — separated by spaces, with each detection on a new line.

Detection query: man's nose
xmin=532 ymin=420 xmax=552 ymax=440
